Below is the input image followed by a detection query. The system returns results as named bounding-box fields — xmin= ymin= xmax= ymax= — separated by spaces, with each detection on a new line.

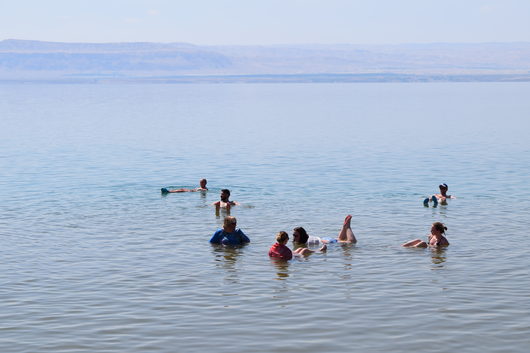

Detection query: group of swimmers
xmin=162 ymin=179 xmax=453 ymax=260
xmin=162 ymin=179 xmax=239 ymax=212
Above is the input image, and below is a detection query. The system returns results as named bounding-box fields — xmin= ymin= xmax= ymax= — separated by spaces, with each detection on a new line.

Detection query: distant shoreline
xmin=2 ymin=73 xmax=530 ymax=84
xmin=2 ymin=40 xmax=530 ymax=83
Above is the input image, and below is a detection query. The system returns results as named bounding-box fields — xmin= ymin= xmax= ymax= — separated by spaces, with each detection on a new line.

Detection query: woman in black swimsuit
xmin=402 ymin=222 xmax=449 ymax=248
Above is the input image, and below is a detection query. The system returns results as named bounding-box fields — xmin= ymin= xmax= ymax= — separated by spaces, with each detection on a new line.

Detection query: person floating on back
xmin=292 ymin=215 xmax=357 ymax=247
xmin=434 ymin=183 xmax=455 ymax=204
xmin=213 ymin=189 xmax=239 ymax=212
xmin=423 ymin=183 xmax=455 ymax=206
xmin=402 ymin=222 xmax=450 ymax=248
xmin=161 ymin=178 xmax=208 ymax=193
xmin=210 ymin=216 xmax=250 ymax=245
xmin=269 ymin=231 xmax=326 ymax=260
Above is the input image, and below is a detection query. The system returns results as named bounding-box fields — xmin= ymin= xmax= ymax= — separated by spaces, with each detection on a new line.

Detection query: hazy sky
xmin=1 ymin=0 xmax=530 ymax=45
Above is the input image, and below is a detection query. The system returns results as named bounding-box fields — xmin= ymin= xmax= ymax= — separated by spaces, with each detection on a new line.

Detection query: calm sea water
xmin=1 ymin=82 xmax=529 ymax=353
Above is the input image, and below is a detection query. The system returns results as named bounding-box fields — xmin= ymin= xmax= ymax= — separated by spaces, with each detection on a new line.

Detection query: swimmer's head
xmin=199 ymin=179 xmax=207 ymax=188
xmin=439 ymin=183 xmax=448 ymax=191
xmin=276 ymin=231 xmax=289 ymax=244
xmin=223 ymin=216 xmax=237 ymax=230
xmin=432 ymin=222 xmax=447 ymax=235
xmin=220 ymin=189 xmax=230 ymax=201
xmin=292 ymin=227 xmax=309 ymax=244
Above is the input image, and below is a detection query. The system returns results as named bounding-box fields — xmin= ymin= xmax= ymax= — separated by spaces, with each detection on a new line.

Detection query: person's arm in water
xmin=237 ymin=229 xmax=250 ymax=243
xmin=435 ymin=194 xmax=455 ymax=199
xmin=209 ymin=229 xmax=224 ymax=243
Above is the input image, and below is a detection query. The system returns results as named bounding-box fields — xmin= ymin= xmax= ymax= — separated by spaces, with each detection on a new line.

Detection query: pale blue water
xmin=1 ymin=83 xmax=530 ymax=352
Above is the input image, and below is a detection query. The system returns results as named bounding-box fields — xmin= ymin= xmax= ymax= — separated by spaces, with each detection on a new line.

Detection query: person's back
xmin=269 ymin=231 xmax=293 ymax=260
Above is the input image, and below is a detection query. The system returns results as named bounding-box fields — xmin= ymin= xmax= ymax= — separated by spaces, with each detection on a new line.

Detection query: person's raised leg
xmin=402 ymin=239 xmax=425 ymax=247
xmin=337 ymin=215 xmax=356 ymax=243
xmin=294 ymin=248 xmax=313 ymax=256
xmin=431 ymin=195 xmax=438 ymax=207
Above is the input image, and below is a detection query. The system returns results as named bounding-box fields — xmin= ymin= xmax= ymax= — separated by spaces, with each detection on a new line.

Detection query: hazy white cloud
xmin=147 ymin=9 xmax=160 ymax=16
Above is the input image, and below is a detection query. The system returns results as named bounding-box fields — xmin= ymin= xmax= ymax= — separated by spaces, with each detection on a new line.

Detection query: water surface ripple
xmin=1 ymin=83 xmax=529 ymax=352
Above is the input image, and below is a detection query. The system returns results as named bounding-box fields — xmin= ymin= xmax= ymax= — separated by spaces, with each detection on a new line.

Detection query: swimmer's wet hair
xmin=221 ymin=188 xmax=230 ymax=196
xmin=223 ymin=216 xmax=237 ymax=227
xmin=276 ymin=231 xmax=289 ymax=243
xmin=432 ymin=222 xmax=447 ymax=234
xmin=439 ymin=183 xmax=448 ymax=189
xmin=293 ymin=227 xmax=309 ymax=244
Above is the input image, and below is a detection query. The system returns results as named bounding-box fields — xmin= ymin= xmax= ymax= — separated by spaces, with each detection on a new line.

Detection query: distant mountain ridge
xmin=1 ymin=39 xmax=530 ymax=82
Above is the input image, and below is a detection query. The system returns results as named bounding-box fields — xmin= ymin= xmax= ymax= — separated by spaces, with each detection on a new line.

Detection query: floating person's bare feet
xmin=431 ymin=195 xmax=438 ymax=207
xmin=338 ymin=214 xmax=357 ymax=243
xmin=319 ymin=244 xmax=327 ymax=252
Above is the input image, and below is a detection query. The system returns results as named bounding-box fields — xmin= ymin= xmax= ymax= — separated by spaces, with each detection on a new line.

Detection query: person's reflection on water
xmin=215 ymin=205 xmax=230 ymax=218
xmin=210 ymin=244 xmax=248 ymax=283
xmin=270 ymin=257 xmax=290 ymax=280
xmin=430 ymin=247 xmax=447 ymax=268
xmin=339 ymin=242 xmax=356 ymax=272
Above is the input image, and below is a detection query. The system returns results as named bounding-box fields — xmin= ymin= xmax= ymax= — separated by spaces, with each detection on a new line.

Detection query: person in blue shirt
xmin=209 ymin=216 xmax=250 ymax=245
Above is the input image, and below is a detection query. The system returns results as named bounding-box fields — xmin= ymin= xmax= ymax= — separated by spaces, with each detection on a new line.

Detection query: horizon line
xmin=2 ymin=38 xmax=530 ymax=47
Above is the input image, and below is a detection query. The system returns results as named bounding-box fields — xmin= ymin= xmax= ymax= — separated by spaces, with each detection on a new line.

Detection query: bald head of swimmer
xmin=223 ymin=216 xmax=237 ymax=232
xmin=439 ymin=183 xmax=448 ymax=196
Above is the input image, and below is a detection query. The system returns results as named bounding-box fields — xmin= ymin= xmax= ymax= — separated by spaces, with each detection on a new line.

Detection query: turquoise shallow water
xmin=1 ymin=82 xmax=530 ymax=352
